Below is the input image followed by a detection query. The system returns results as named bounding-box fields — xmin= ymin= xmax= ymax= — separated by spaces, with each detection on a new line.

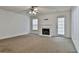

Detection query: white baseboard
xmin=0 ymin=32 xmax=29 ymax=40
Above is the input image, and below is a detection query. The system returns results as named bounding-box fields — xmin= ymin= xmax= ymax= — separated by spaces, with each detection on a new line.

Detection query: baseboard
xmin=0 ymin=32 xmax=29 ymax=40
xmin=71 ymin=39 xmax=78 ymax=53
xmin=51 ymin=35 xmax=71 ymax=39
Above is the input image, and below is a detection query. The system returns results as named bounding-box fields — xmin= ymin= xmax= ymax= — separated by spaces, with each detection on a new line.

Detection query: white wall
xmin=71 ymin=7 xmax=79 ymax=52
xmin=37 ymin=11 xmax=71 ymax=37
xmin=0 ymin=9 xmax=30 ymax=39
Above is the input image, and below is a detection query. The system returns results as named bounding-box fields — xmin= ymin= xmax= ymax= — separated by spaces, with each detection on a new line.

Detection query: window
xmin=32 ymin=19 xmax=38 ymax=30
xmin=57 ymin=17 xmax=65 ymax=35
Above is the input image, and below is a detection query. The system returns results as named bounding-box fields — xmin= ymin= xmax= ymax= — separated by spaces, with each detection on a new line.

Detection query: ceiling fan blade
xmin=17 ymin=6 xmax=39 ymax=15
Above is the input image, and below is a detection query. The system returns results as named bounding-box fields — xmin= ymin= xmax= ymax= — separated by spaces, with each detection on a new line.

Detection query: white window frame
xmin=57 ymin=16 xmax=65 ymax=35
xmin=32 ymin=18 xmax=38 ymax=30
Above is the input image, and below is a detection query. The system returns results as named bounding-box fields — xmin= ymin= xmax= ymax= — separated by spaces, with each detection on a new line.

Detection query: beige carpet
xmin=0 ymin=34 xmax=76 ymax=53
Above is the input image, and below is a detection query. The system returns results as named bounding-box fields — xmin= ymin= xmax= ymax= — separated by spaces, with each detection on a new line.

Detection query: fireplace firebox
xmin=42 ymin=28 xmax=50 ymax=35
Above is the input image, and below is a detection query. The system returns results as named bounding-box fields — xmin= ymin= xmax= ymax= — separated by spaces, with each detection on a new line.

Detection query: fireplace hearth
xmin=42 ymin=28 xmax=50 ymax=35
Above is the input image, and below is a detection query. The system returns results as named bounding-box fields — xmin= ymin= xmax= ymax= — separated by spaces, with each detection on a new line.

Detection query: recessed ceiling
xmin=0 ymin=6 xmax=71 ymax=15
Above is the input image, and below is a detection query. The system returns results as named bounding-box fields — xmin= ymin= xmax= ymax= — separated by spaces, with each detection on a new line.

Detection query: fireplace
xmin=42 ymin=28 xmax=50 ymax=35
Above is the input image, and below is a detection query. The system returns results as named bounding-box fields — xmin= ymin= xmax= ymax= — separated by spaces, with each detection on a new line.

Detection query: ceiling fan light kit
xmin=28 ymin=6 xmax=39 ymax=15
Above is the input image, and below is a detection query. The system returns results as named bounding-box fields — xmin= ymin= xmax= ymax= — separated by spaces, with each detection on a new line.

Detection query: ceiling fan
xmin=24 ymin=6 xmax=39 ymax=15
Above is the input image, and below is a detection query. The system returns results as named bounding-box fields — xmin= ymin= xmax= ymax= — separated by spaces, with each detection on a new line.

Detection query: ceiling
xmin=0 ymin=6 xmax=71 ymax=15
